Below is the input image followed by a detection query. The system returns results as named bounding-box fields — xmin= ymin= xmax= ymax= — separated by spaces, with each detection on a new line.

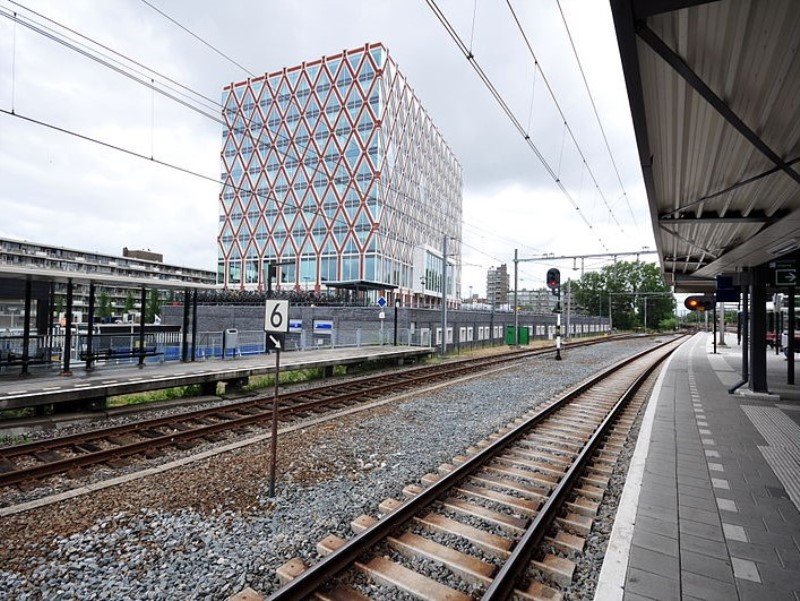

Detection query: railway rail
xmin=241 ymin=335 xmax=686 ymax=601
xmin=0 ymin=335 xmax=636 ymax=491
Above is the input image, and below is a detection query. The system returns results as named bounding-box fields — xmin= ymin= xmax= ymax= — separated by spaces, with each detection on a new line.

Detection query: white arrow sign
xmin=268 ymin=334 xmax=282 ymax=350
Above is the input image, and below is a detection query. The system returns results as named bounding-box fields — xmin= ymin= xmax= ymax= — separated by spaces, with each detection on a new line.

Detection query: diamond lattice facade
xmin=218 ymin=43 xmax=462 ymax=305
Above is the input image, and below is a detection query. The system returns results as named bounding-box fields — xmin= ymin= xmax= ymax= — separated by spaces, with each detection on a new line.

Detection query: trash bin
xmin=223 ymin=328 xmax=239 ymax=358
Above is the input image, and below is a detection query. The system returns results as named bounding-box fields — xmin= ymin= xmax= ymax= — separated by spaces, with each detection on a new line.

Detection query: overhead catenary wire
xmin=6 ymin=0 xmax=221 ymax=112
xmin=504 ymin=0 xmax=625 ymax=234
xmin=138 ymin=0 xmax=256 ymax=77
xmin=5 ymin=1 xmax=559 ymax=277
xmin=0 ymin=6 xmax=464 ymax=255
xmin=130 ymin=0 xmax=554 ymax=263
xmin=554 ymin=0 xmax=638 ymax=227
xmin=0 ymin=7 xmax=222 ymax=123
xmin=423 ymin=0 xmax=609 ymax=252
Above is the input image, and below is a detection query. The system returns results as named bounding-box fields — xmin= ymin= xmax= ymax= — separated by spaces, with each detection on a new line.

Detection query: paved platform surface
xmin=0 ymin=345 xmax=432 ymax=411
xmin=602 ymin=333 xmax=800 ymax=601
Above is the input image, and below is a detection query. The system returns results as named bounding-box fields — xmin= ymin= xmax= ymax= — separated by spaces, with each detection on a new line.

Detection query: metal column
xmin=440 ymin=235 xmax=447 ymax=355
xmin=61 ymin=280 xmax=74 ymax=376
xmin=513 ymin=248 xmax=519 ymax=346
xmin=138 ymin=286 xmax=147 ymax=368
xmin=85 ymin=282 xmax=96 ymax=371
xmin=789 ymin=288 xmax=795 ymax=386
xmin=191 ymin=289 xmax=198 ymax=361
xmin=181 ymin=288 xmax=190 ymax=362
xmin=749 ymin=267 xmax=768 ymax=393
xmin=21 ymin=277 xmax=32 ymax=376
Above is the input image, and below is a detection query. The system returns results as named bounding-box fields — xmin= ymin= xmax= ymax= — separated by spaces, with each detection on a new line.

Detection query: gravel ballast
xmin=0 ymin=337 xmax=666 ymax=599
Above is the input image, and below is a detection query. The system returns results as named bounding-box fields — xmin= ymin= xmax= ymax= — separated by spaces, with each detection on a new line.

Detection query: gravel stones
xmin=0 ymin=338 xmax=661 ymax=599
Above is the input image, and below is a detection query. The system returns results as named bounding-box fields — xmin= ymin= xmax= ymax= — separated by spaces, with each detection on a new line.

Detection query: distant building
xmin=515 ymin=288 xmax=555 ymax=314
xmin=218 ymin=42 xmax=462 ymax=307
xmin=0 ymin=237 xmax=214 ymax=320
xmin=123 ymin=247 xmax=163 ymax=263
xmin=486 ymin=264 xmax=510 ymax=306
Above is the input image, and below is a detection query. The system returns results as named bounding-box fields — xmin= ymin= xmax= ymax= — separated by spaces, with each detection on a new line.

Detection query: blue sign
xmin=377 ymin=296 xmax=387 ymax=308
xmin=313 ymin=319 xmax=333 ymax=334
xmin=288 ymin=319 xmax=303 ymax=333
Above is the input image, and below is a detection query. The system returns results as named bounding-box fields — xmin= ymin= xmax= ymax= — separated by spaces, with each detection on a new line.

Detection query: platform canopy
xmin=0 ymin=264 xmax=217 ymax=291
xmin=611 ymin=0 xmax=800 ymax=292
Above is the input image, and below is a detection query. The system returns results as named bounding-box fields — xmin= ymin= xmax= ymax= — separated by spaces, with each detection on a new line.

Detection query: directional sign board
xmin=776 ymin=269 xmax=797 ymax=286
xmin=266 ymin=333 xmax=285 ymax=351
xmin=264 ymin=300 xmax=290 ymax=333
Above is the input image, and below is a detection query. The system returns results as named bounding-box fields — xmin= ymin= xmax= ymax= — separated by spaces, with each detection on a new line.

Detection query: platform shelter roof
xmin=0 ymin=264 xmax=218 ymax=291
xmin=611 ymin=0 xmax=800 ymax=292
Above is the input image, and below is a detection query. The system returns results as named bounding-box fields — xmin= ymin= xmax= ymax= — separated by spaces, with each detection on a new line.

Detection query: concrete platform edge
xmin=593 ymin=344 xmax=679 ymax=601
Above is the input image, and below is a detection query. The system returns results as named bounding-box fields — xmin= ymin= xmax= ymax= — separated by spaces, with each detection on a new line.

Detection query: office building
xmin=218 ymin=42 xmax=462 ymax=306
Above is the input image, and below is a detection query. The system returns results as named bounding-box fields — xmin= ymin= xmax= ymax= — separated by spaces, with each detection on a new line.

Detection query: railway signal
xmin=545 ymin=269 xmax=563 ymax=360
xmin=684 ymin=295 xmax=715 ymax=312
xmin=546 ymin=268 xmax=561 ymax=296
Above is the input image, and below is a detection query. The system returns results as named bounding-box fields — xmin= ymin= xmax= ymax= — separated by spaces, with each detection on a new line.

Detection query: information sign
xmin=776 ymin=269 xmax=797 ymax=286
xmin=266 ymin=333 xmax=285 ymax=351
xmin=264 ymin=300 xmax=290 ymax=333
xmin=377 ymin=296 xmax=387 ymax=308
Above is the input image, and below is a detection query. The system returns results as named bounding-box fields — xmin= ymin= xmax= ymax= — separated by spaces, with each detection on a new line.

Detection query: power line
xmin=505 ymin=0 xmax=625 ymax=234
xmin=0 ymin=7 xmax=221 ymax=123
xmin=6 ymin=0 xmax=220 ymax=111
xmin=554 ymin=0 xmax=638 ymax=226
xmin=424 ymin=0 xmax=609 ymax=252
xmin=138 ymin=0 xmax=256 ymax=77
xmin=5 ymin=1 xmax=537 ymax=275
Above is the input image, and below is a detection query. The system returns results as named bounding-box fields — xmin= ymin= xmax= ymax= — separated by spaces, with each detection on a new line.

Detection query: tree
xmin=572 ymin=261 xmax=674 ymax=331
xmin=146 ymin=289 xmax=162 ymax=323
xmin=97 ymin=291 xmax=113 ymax=319
xmin=124 ymin=291 xmax=136 ymax=314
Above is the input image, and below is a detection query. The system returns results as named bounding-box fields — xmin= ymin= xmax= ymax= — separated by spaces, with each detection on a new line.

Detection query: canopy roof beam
xmin=635 ymin=21 xmax=800 ymax=189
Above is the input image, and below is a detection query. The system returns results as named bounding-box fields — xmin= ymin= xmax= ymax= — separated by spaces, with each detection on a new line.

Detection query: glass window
xmin=245 ymin=259 xmax=259 ymax=284
xmin=229 ymin=260 xmax=241 ymax=284
xmin=217 ymin=260 xmax=225 ymax=284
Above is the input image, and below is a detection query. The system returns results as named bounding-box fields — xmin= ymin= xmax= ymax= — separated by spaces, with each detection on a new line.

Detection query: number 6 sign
xmin=264 ymin=300 xmax=289 ymax=333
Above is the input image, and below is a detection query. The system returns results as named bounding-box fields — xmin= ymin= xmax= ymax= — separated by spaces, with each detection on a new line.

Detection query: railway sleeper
xmin=414 ymin=512 xmax=513 ymax=559
xmin=514 ymin=581 xmax=563 ymax=601
xmin=495 ymin=454 xmax=567 ymax=478
xmin=73 ymin=442 xmax=102 ymax=453
xmin=531 ymin=553 xmax=576 ymax=588
xmin=556 ymin=511 xmax=593 ymax=536
xmin=389 ymin=531 xmax=494 ymax=586
xmin=469 ymin=472 xmax=549 ymax=501
xmin=483 ymin=464 xmax=557 ymax=489
xmin=565 ymin=497 xmax=600 ymax=517
xmin=456 ymin=482 xmax=540 ymax=516
xmin=356 ymin=555 xmax=472 ymax=601
xmin=231 ymin=583 xmax=370 ymax=601
xmin=441 ymin=497 xmax=528 ymax=535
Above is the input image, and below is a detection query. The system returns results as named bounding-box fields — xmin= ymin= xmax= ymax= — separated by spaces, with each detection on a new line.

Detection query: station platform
xmin=0 ymin=345 xmax=433 ymax=413
xmin=597 ymin=332 xmax=800 ymax=601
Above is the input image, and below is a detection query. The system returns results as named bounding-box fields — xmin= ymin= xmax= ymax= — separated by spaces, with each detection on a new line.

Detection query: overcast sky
xmin=0 ymin=0 xmax=656 ymax=296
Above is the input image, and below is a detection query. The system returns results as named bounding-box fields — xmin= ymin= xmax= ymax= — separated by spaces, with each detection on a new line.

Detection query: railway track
xmin=235 ymin=335 xmax=686 ymax=601
xmin=0 ymin=335 xmax=635 ymax=491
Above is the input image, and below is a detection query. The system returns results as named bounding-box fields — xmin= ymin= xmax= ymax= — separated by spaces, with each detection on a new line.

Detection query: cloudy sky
xmin=0 ymin=0 xmax=656 ymax=296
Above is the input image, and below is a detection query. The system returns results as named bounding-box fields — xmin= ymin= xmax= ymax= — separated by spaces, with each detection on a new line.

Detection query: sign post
xmin=264 ymin=300 xmax=289 ymax=497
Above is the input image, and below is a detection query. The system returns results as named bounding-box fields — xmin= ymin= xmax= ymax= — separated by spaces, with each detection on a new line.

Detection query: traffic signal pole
xmin=513 ymin=249 xmax=519 ymax=346
xmin=556 ymin=286 xmax=562 ymax=361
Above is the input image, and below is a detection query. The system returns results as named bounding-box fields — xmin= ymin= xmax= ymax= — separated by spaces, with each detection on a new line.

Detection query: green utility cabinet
xmin=505 ymin=325 xmax=530 ymax=345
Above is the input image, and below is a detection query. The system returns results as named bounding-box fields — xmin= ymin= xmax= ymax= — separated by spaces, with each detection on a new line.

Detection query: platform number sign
xmin=264 ymin=300 xmax=290 ymax=333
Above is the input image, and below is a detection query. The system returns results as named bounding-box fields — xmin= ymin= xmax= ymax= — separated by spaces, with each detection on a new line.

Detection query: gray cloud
xmin=0 ymin=0 xmax=654 ymax=294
